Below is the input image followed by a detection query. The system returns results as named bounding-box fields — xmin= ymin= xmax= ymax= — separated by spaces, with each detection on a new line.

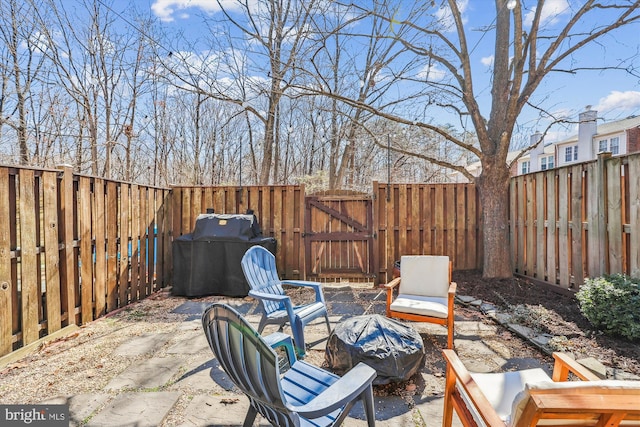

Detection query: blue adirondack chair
xmin=202 ymin=303 xmax=377 ymax=427
xmin=241 ymin=245 xmax=331 ymax=357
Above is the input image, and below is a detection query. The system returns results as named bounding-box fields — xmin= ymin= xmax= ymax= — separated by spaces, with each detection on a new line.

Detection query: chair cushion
xmin=465 ymin=368 xmax=551 ymax=424
xmin=390 ymin=294 xmax=449 ymax=318
xmin=400 ymin=255 xmax=449 ymax=297
xmin=509 ymin=379 xmax=640 ymax=427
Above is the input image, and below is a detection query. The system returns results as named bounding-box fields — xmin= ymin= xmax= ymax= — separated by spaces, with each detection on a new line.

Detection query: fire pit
xmin=325 ymin=314 xmax=424 ymax=384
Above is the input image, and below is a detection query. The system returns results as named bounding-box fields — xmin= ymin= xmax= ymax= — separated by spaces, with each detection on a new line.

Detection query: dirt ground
xmin=452 ymin=270 xmax=640 ymax=377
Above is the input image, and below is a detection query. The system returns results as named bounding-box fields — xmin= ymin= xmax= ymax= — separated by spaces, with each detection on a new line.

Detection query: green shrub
xmin=576 ymin=274 xmax=640 ymax=341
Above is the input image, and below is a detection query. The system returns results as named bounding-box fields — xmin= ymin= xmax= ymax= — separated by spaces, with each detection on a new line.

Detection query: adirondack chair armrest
xmin=552 ymin=352 xmax=602 ymax=381
xmin=248 ymin=290 xmax=290 ymax=302
xmin=281 ymin=280 xmax=325 ymax=303
xmin=293 ymin=362 xmax=377 ymax=419
xmin=263 ymin=332 xmax=297 ymax=367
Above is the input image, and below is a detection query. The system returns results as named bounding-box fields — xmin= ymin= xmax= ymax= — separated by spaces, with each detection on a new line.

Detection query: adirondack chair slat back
xmin=241 ymin=246 xmax=286 ymax=313
xmin=202 ymin=304 xmax=300 ymax=426
xmin=203 ymin=303 xmax=378 ymax=427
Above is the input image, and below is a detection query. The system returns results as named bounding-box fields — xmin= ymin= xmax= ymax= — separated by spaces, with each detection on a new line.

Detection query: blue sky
xmin=144 ymin=0 xmax=640 ymax=144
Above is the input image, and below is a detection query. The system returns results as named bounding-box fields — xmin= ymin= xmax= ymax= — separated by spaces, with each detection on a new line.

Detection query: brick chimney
xmin=627 ymin=125 xmax=640 ymax=153
xmin=577 ymin=106 xmax=597 ymax=161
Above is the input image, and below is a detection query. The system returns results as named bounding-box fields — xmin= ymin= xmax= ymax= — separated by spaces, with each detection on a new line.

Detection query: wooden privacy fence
xmin=510 ymin=152 xmax=640 ymax=289
xmin=170 ymin=183 xmax=482 ymax=285
xmin=0 ymin=165 xmax=171 ymax=358
xmin=170 ymin=185 xmax=306 ymax=280
xmin=25 ymin=159 xmax=640 ymax=358
xmin=6 ymin=151 xmax=640 ymax=360
xmin=373 ymin=182 xmax=481 ymax=284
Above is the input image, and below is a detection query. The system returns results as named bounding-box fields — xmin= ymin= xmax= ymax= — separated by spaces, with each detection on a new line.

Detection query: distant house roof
xmin=555 ymin=114 xmax=640 ymax=146
xmin=517 ymin=142 xmax=555 ymax=162
xmin=517 ymin=114 xmax=640 ymax=160
xmin=452 ymin=114 xmax=640 ymax=179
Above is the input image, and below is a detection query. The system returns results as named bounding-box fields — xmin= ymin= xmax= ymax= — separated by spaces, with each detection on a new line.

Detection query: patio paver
xmin=113 ymin=333 xmax=172 ymax=356
xmin=86 ymin=392 xmax=180 ymax=427
xmin=104 ymin=356 xmax=185 ymax=390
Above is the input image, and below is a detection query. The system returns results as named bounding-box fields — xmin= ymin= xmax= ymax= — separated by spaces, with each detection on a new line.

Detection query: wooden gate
xmin=304 ymin=195 xmax=375 ymax=282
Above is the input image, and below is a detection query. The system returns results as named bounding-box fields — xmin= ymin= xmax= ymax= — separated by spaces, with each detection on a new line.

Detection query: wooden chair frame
xmin=384 ymin=258 xmax=456 ymax=348
xmin=442 ymin=349 xmax=640 ymax=427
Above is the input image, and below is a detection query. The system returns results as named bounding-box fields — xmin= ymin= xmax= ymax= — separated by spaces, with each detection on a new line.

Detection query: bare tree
xmin=296 ymin=0 xmax=640 ymax=278
xmin=160 ymin=0 xmax=322 ymax=184
xmin=305 ymin=3 xmax=416 ymax=189
xmin=117 ymin=15 xmax=155 ymax=182
xmin=0 ymin=0 xmax=50 ymax=164
xmin=32 ymin=0 xmax=143 ymax=177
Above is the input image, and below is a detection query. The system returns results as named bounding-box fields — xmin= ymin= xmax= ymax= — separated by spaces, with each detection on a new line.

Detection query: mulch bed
xmin=453 ymin=270 xmax=640 ymax=377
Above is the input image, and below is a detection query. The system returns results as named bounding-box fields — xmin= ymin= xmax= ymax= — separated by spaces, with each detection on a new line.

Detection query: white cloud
xmin=596 ymin=91 xmax=640 ymax=113
xmin=481 ymin=55 xmax=494 ymax=67
xmin=151 ymin=0 xmax=239 ymax=22
xmin=435 ymin=0 xmax=469 ymax=32
xmin=21 ymin=31 xmax=50 ymax=54
xmin=524 ymin=0 xmax=570 ymax=28
xmin=417 ymin=64 xmax=446 ymax=81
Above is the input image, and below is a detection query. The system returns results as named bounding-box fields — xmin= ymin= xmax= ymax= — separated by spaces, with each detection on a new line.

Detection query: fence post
xmin=592 ymin=153 xmax=610 ymax=277
xmin=0 ymin=168 xmax=12 ymax=355
xmin=57 ymin=165 xmax=77 ymax=326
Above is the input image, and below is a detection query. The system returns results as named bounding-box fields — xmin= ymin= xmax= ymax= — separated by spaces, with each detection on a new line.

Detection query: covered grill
xmin=172 ymin=211 xmax=277 ymax=297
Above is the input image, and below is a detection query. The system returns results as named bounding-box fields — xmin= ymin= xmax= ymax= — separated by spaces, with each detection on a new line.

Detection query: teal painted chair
xmin=202 ymin=303 xmax=377 ymax=427
xmin=241 ymin=245 xmax=331 ymax=357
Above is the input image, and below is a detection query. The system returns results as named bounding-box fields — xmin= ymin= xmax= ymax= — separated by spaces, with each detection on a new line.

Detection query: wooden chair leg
xmin=442 ymin=365 xmax=455 ymax=427
xmin=447 ymin=320 xmax=454 ymax=349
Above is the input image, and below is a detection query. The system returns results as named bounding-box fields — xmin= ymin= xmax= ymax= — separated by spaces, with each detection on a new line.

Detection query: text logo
xmin=1 ymin=405 xmax=68 ymax=426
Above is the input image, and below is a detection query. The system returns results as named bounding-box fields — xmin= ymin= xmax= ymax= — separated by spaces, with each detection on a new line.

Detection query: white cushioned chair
xmin=442 ymin=349 xmax=640 ymax=427
xmin=384 ymin=255 xmax=456 ymax=348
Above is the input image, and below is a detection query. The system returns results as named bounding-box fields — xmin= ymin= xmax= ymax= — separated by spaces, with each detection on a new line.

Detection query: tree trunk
xmin=260 ymin=98 xmax=277 ymax=184
xmin=477 ymin=157 xmax=512 ymax=278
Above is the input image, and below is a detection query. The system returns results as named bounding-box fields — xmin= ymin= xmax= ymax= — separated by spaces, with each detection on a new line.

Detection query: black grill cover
xmin=192 ymin=213 xmax=261 ymax=241
xmin=172 ymin=213 xmax=276 ymax=297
